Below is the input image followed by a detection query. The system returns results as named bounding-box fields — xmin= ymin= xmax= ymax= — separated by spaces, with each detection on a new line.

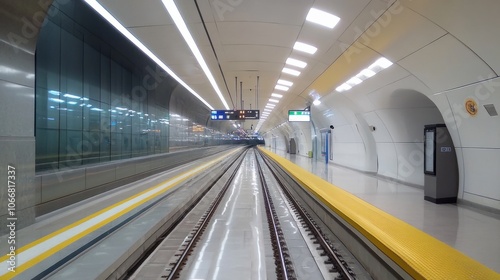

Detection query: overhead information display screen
xmin=211 ymin=110 xmax=260 ymax=120
xmin=288 ymin=110 xmax=311 ymax=122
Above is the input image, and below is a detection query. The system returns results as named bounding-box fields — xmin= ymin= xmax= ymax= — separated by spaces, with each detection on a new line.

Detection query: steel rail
xmin=165 ymin=149 xmax=248 ymax=279
xmin=254 ymin=150 xmax=294 ymax=280
xmin=258 ymin=149 xmax=356 ymax=280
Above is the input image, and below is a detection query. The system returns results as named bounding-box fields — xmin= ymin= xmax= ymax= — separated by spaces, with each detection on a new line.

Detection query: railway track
xmin=128 ymin=147 xmax=359 ymax=279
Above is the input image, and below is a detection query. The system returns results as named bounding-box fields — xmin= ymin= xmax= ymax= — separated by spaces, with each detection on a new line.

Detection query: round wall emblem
xmin=465 ymin=98 xmax=478 ymax=116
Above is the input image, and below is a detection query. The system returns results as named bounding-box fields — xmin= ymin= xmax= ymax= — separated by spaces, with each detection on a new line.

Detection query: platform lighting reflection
xmin=84 ymin=0 xmax=217 ymax=110
xmin=50 ymin=98 xmax=64 ymax=103
xmin=313 ymin=99 xmax=321 ymax=106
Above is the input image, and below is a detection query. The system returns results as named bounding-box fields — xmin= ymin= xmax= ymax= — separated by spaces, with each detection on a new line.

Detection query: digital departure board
xmin=211 ymin=110 xmax=259 ymax=120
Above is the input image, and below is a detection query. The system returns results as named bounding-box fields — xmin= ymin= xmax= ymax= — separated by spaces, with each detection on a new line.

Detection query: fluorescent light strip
xmin=346 ymin=77 xmax=362 ymax=86
xmin=162 ymin=0 xmax=229 ymax=109
xmin=306 ymin=8 xmax=340 ymax=29
xmin=293 ymin=42 xmax=317 ymax=54
xmin=269 ymin=99 xmax=279 ymax=103
xmin=271 ymin=93 xmax=283 ymax=98
xmin=277 ymin=79 xmax=293 ymax=87
xmin=282 ymin=67 xmax=301 ymax=76
xmin=286 ymin=58 xmax=307 ymax=68
xmin=335 ymin=57 xmax=393 ymax=93
xmin=336 ymin=83 xmax=352 ymax=92
xmin=83 ymin=0 xmax=217 ymax=111
xmin=275 ymin=85 xmax=289 ymax=91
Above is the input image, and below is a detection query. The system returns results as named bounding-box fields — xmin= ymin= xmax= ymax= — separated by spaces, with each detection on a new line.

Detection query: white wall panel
xmin=376 ymin=108 xmax=443 ymax=143
xmin=398 ymin=34 xmax=496 ymax=92
xmin=454 ymin=147 xmax=465 ymax=200
xmin=331 ymin=142 xmax=367 ymax=170
xmin=364 ymin=4 xmax=446 ymax=62
xmin=332 ymin=124 xmax=362 ymax=143
xmin=427 ymin=93 xmax=463 ymax=148
xmin=367 ymin=76 xmax=434 ymax=108
xmin=462 ymin=148 xmax=500 ymax=201
xmin=402 ymin=0 xmax=500 ymax=74
xmin=444 ymin=79 xmax=500 ymax=149
xmin=395 ymin=142 xmax=425 ymax=186
xmin=363 ymin=111 xmax=393 ymax=143
xmin=376 ymin=142 xmax=398 ymax=179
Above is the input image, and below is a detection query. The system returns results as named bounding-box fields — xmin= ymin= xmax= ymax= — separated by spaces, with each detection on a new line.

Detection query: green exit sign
xmin=288 ymin=110 xmax=311 ymax=122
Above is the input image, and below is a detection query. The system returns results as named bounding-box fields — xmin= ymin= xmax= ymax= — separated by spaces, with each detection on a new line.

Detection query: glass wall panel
xmin=35 ymin=3 xmax=173 ymax=172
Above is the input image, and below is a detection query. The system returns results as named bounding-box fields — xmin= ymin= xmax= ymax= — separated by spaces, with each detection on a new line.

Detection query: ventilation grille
xmin=483 ymin=104 xmax=498 ymax=116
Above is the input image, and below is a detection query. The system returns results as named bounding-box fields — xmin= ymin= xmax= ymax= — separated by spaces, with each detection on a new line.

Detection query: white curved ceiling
xmin=96 ymin=0 xmax=500 ymax=133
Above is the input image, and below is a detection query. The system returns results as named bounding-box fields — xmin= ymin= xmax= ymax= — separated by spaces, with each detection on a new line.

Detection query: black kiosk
xmin=424 ymin=124 xmax=459 ymax=203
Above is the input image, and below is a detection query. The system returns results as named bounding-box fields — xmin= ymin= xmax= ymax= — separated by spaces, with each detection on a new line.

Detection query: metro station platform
xmin=266 ymin=147 xmax=500 ymax=274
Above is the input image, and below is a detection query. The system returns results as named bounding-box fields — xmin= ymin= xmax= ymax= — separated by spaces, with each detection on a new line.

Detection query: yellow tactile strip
xmin=259 ymin=147 xmax=500 ymax=280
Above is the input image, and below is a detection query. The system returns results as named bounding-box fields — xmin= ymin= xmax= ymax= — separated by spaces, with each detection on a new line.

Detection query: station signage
xmin=211 ymin=110 xmax=260 ymax=120
xmin=288 ymin=110 xmax=311 ymax=122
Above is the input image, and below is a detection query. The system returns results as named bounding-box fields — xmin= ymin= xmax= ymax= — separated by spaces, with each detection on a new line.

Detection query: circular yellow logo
xmin=465 ymin=98 xmax=478 ymax=116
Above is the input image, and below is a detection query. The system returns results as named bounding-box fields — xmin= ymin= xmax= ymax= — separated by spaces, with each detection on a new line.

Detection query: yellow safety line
xmin=0 ymin=148 xmax=240 ymax=279
xmin=258 ymin=147 xmax=500 ymax=280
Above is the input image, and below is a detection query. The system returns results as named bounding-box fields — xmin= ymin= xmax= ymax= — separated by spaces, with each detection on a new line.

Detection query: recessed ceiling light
xmin=286 ymin=58 xmax=307 ymax=68
xmin=271 ymin=93 xmax=283 ymax=98
xmin=346 ymin=77 xmax=363 ymax=86
xmin=369 ymin=57 xmax=393 ymax=70
xmin=275 ymin=85 xmax=290 ymax=91
xmin=336 ymin=83 xmax=352 ymax=92
xmin=282 ymin=67 xmax=301 ymax=76
xmin=269 ymin=99 xmax=280 ymax=103
xmin=293 ymin=42 xmax=317 ymax=54
xmin=277 ymin=79 xmax=293 ymax=87
xmin=306 ymin=8 xmax=340 ymax=29
xmin=357 ymin=69 xmax=376 ymax=79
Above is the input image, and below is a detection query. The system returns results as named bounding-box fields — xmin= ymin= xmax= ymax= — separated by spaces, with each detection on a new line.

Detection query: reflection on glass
xmin=425 ymin=130 xmax=435 ymax=174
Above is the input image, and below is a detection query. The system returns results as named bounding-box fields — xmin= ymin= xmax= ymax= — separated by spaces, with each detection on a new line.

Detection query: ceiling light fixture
xmin=277 ymin=79 xmax=293 ymax=87
xmin=306 ymin=8 xmax=340 ymax=29
xmin=282 ymin=67 xmax=301 ymax=76
xmin=293 ymin=42 xmax=317 ymax=54
xmin=84 ymin=0 xmax=218 ymax=110
xmin=313 ymin=99 xmax=321 ymax=106
xmin=269 ymin=99 xmax=280 ymax=103
xmin=275 ymin=85 xmax=290 ymax=91
xmin=286 ymin=58 xmax=307 ymax=68
xmin=162 ymin=0 xmax=230 ymax=109
xmin=335 ymin=57 xmax=393 ymax=93
xmin=336 ymin=83 xmax=352 ymax=92
xmin=271 ymin=93 xmax=283 ymax=98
